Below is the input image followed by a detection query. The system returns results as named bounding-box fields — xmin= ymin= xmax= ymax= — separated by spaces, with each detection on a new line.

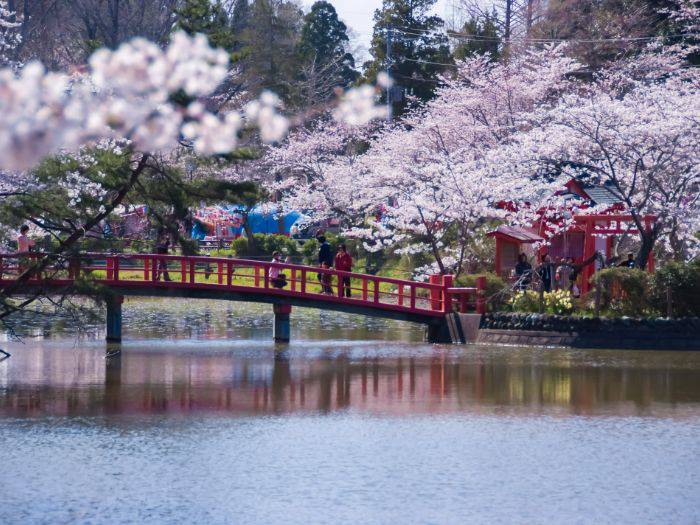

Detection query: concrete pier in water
xmin=106 ymin=295 xmax=123 ymax=343
xmin=273 ymin=303 xmax=292 ymax=342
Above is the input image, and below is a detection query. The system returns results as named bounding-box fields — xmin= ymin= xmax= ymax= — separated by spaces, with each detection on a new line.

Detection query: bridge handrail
xmin=0 ymin=252 xmax=486 ymax=315
xmin=0 ymin=252 xmax=446 ymax=291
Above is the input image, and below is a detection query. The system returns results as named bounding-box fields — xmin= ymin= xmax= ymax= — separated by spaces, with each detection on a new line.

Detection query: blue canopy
xmin=192 ymin=205 xmax=307 ymax=238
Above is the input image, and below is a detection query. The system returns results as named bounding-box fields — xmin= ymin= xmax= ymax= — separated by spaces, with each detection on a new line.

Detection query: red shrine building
xmin=489 ymin=179 xmax=655 ymax=294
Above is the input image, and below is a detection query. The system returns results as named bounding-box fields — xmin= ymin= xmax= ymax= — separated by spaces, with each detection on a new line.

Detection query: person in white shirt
xmin=17 ymin=225 xmax=35 ymax=253
xmin=269 ymin=251 xmax=287 ymax=288
xmin=16 ymin=225 xmax=36 ymax=276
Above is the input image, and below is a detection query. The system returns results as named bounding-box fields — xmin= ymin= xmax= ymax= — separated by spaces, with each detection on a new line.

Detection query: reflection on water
xmin=1 ymin=300 xmax=700 ymax=524
xmin=1 ymin=327 xmax=699 ymax=418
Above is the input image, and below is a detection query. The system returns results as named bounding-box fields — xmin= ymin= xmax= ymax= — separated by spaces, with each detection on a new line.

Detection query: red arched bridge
xmin=0 ymin=253 xmax=485 ymax=343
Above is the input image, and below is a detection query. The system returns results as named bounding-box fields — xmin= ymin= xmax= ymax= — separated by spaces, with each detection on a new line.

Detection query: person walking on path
xmin=155 ymin=233 xmax=171 ymax=281
xmin=334 ymin=243 xmax=353 ymax=297
xmin=568 ymin=251 xmax=601 ymax=297
xmin=317 ymin=236 xmax=334 ymax=294
xmin=555 ymin=257 xmax=574 ymax=291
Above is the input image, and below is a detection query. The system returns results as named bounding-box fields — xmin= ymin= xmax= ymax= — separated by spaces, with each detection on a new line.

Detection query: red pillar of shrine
xmin=494 ymin=239 xmax=502 ymax=277
xmin=581 ymin=217 xmax=596 ymax=295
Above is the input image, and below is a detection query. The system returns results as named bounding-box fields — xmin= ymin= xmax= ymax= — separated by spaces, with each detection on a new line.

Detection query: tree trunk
xmin=635 ymin=233 xmax=655 ymax=271
xmin=243 ymin=220 xmax=257 ymax=255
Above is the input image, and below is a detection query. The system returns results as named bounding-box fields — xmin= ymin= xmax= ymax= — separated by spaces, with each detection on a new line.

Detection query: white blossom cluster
xmin=244 ymin=91 xmax=289 ymax=144
xmin=55 ymin=141 xmax=129 ymax=211
xmin=0 ymin=31 xmax=292 ymax=170
xmin=0 ymin=28 xmax=390 ymax=171
xmin=59 ymin=171 xmax=108 ymax=209
xmin=333 ymin=85 xmax=388 ymax=126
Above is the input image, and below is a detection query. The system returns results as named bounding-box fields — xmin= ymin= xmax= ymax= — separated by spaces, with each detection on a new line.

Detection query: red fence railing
xmin=0 ymin=253 xmax=485 ymax=316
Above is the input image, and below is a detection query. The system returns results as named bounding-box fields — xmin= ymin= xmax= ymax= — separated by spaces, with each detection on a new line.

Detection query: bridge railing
xmin=0 ymin=253 xmax=485 ymax=316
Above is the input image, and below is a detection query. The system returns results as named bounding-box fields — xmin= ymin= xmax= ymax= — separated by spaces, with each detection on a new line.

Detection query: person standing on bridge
xmin=155 ymin=232 xmax=171 ymax=282
xmin=16 ymin=225 xmax=36 ymax=276
xmin=317 ymin=236 xmax=334 ymax=294
xmin=269 ymin=251 xmax=287 ymax=288
xmin=17 ymin=225 xmax=35 ymax=253
xmin=334 ymin=243 xmax=353 ymax=297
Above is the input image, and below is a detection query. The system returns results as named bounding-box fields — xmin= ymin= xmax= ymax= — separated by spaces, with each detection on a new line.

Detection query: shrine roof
xmin=488 ymin=225 xmax=544 ymax=243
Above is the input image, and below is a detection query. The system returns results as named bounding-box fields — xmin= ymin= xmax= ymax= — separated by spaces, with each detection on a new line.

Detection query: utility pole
xmin=386 ymin=25 xmax=392 ymax=121
xmin=504 ymin=0 xmax=513 ymax=57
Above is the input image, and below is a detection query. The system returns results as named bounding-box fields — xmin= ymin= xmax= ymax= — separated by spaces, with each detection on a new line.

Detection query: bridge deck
xmin=0 ymin=253 xmax=482 ymax=324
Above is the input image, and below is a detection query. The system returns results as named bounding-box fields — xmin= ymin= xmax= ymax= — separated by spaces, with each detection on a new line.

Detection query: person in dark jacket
xmin=618 ymin=252 xmax=636 ymax=268
xmin=537 ymin=254 xmax=553 ymax=293
xmin=155 ymin=233 xmax=171 ymax=281
xmin=318 ymin=236 xmax=333 ymax=266
xmin=317 ymin=236 xmax=334 ymax=294
xmin=514 ymin=253 xmax=532 ymax=290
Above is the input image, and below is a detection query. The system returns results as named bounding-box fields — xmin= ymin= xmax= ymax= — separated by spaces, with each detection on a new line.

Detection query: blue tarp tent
xmin=192 ymin=205 xmax=306 ymax=238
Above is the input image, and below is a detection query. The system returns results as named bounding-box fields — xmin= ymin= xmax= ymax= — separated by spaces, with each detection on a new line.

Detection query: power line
xmin=403 ymin=57 xmax=459 ymax=68
xmin=401 ymin=55 xmax=700 ymax=71
xmin=393 ymin=73 xmax=443 ymax=85
xmin=392 ymin=23 xmax=698 ymax=42
xmin=387 ymin=25 xmax=700 ymax=45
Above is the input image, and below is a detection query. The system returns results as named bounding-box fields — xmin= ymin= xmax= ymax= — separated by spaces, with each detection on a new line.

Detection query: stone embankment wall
xmin=476 ymin=313 xmax=700 ymax=350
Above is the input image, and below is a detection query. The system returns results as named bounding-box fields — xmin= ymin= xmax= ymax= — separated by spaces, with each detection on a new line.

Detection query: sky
xmin=301 ymin=0 xmax=451 ymax=62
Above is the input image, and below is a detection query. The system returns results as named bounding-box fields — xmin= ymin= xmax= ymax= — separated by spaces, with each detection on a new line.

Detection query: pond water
xmin=1 ymin=299 xmax=699 ymax=524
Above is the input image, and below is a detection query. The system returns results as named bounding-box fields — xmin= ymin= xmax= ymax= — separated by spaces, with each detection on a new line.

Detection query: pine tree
xmin=452 ymin=14 xmax=500 ymax=61
xmin=230 ymin=0 xmax=251 ymax=52
xmin=241 ymin=0 xmax=303 ymax=101
xmin=296 ymin=1 xmax=358 ymax=106
xmin=364 ymin=0 xmax=452 ymax=116
xmin=174 ymin=0 xmax=235 ymax=51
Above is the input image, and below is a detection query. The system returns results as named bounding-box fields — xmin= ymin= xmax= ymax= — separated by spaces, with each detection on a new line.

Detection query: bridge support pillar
xmin=106 ymin=295 xmax=123 ymax=343
xmin=273 ymin=303 xmax=291 ymax=342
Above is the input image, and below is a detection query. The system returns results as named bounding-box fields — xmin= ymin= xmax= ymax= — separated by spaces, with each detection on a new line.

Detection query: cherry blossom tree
xmin=269 ymin=37 xmax=699 ymax=277
xmin=488 ymin=30 xmax=700 ymax=267
xmin=269 ymin=46 xmax=579 ymax=277
xmin=0 ymin=0 xmax=20 ymax=69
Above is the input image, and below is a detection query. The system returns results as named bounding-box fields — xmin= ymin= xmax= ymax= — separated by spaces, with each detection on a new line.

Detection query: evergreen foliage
xmin=296 ymin=1 xmax=358 ymax=104
xmin=453 ymin=15 xmax=500 ymax=60
xmin=364 ymin=0 xmax=452 ymax=115
xmin=174 ymin=0 xmax=236 ymax=52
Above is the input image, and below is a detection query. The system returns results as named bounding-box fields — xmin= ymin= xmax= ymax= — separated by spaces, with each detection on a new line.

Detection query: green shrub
xmin=301 ymin=238 xmax=319 ymax=265
xmin=229 ymin=237 xmax=250 ymax=256
xmin=456 ymin=272 xmax=508 ymax=312
xmin=590 ymin=268 xmax=654 ymax=317
xmin=508 ymin=290 xmax=541 ymax=313
xmin=652 ymin=260 xmax=700 ymax=317
xmin=228 ymin=234 xmax=300 ymax=258
xmin=128 ymin=239 xmax=154 ymax=253
xmin=257 ymin=234 xmax=299 ymax=257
